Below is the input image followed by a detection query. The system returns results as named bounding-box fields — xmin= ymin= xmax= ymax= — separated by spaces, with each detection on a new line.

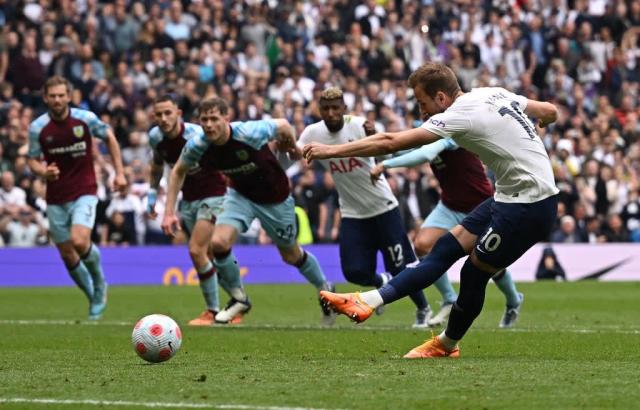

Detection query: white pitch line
xmin=0 ymin=319 xmax=639 ymax=334
xmin=0 ymin=398 xmax=344 ymax=410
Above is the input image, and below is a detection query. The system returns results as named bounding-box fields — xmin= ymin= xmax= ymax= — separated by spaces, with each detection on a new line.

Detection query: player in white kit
xmin=306 ymin=63 xmax=559 ymax=358
xmin=298 ymin=87 xmax=430 ymax=327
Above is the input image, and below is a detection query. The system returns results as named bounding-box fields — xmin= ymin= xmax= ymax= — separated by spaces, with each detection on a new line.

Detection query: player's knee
xmin=70 ymin=234 xmax=89 ymax=254
xmin=210 ymin=236 xmax=232 ymax=254
xmin=280 ymin=250 xmax=300 ymax=266
xmin=188 ymin=242 xmax=206 ymax=262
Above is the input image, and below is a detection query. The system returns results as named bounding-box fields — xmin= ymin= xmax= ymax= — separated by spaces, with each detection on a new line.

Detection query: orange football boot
xmin=319 ymin=291 xmax=374 ymax=323
xmin=403 ymin=336 xmax=460 ymax=358
xmin=188 ymin=310 xmax=243 ymax=326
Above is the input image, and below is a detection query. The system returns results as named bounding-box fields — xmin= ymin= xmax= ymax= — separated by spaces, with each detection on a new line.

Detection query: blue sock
xmin=493 ymin=269 xmax=520 ymax=308
xmin=214 ymin=250 xmax=243 ymax=291
xmin=433 ymin=273 xmax=458 ymax=304
xmin=196 ymin=261 xmax=220 ymax=312
xmin=295 ymin=250 xmax=326 ymax=289
xmin=445 ymin=258 xmax=493 ymax=340
xmin=67 ymin=260 xmax=94 ymax=301
xmin=378 ymin=233 xmax=466 ymax=305
xmin=81 ymin=244 xmax=105 ymax=290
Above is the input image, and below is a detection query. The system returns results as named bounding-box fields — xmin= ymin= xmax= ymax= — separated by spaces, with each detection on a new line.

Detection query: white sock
xmin=359 ymin=290 xmax=384 ymax=309
xmin=438 ymin=331 xmax=459 ymax=350
xmin=229 ymin=287 xmax=247 ymax=302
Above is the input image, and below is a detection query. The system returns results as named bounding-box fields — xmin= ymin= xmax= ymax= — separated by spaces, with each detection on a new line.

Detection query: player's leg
xmin=431 ymin=196 xmax=558 ymax=356
xmin=55 ymin=241 xmax=93 ymax=300
xmin=339 ymin=217 xmax=389 ymax=317
xmin=376 ymin=208 xmax=431 ymax=327
xmin=493 ymin=269 xmax=524 ymax=328
xmin=185 ymin=213 xmax=219 ymax=326
xmin=211 ymin=190 xmax=252 ymax=323
xmin=258 ymin=195 xmax=329 ymax=289
xmin=338 ymin=217 xmax=384 ymax=287
xmin=415 ymin=201 xmax=467 ymax=325
xmin=48 ymin=202 xmax=95 ymax=312
xmin=68 ymin=196 xmax=106 ymax=319
xmin=319 ymin=199 xmax=492 ymax=323
xmin=257 ymin=195 xmax=333 ymax=323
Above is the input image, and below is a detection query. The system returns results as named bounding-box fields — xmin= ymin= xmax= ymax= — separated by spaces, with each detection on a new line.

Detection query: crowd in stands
xmin=1 ymin=0 xmax=640 ymax=247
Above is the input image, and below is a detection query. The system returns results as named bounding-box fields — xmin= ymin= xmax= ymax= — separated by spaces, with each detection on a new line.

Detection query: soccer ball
xmin=131 ymin=314 xmax=182 ymax=363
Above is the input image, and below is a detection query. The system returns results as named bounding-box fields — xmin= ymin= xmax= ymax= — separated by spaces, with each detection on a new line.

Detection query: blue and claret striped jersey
xmin=181 ymin=120 xmax=289 ymax=204
xmin=28 ymin=108 xmax=108 ymax=204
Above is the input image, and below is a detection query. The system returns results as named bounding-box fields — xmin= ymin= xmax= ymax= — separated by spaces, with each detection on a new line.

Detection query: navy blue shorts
xmin=339 ymin=208 xmax=417 ymax=277
xmin=461 ymin=195 xmax=558 ymax=268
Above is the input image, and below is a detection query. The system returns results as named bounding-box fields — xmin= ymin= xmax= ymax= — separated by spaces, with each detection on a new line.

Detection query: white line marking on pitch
xmin=0 ymin=398 xmax=344 ymax=410
xmin=0 ymin=319 xmax=638 ymax=335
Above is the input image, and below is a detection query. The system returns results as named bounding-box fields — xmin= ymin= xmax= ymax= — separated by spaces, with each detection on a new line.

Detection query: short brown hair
xmin=43 ymin=75 xmax=71 ymax=94
xmin=153 ymin=94 xmax=178 ymax=106
xmin=198 ymin=98 xmax=229 ymax=116
xmin=408 ymin=63 xmax=460 ymax=98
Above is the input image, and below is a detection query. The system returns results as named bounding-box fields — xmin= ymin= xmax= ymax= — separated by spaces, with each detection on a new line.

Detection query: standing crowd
xmin=1 ymin=0 xmax=640 ymax=247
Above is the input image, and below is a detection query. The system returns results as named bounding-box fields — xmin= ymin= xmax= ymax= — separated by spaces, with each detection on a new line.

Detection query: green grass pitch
xmin=1 ymin=281 xmax=639 ymax=409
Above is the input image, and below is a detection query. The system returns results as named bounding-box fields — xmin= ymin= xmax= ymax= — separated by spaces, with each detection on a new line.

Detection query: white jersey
xmin=421 ymin=87 xmax=559 ymax=203
xmin=298 ymin=115 xmax=398 ymax=219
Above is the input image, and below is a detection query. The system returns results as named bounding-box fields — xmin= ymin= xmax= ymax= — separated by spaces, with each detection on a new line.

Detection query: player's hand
xmin=147 ymin=189 xmax=158 ymax=220
xmin=302 ymin=142 xmax=333 ymax=162
xmin=113 ymin=173 xmax=128 ymax=194
xmin=369 ymin=163 xmax=385 ymax=185
xmin=277 ymin=140 xmax=303 ymax=160
xmin=363 ymin=120 xmax=376 ymax=136
xmin=43 ymin=162 xmax=60 ymax=181
xmin=161 ymin=213 xmax=181 ymax=237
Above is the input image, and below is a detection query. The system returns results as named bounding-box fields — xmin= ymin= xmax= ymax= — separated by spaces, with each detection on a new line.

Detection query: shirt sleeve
xmin=79 ymin=109 xmax=110 ymax=140
xmin=382 ymin=138 xmax=457 ymax=168
xmin=420 ymin=108 xmax=471 ymax=140
xmin=27 ymin=123 xmax=42 ymax=158
xmin=180 ymin=132 xmax=208 ymax=167
xmin=148 ymin=127 xmax=161 ymax=149
xmin=230 ymin=120 xmax=278 ymax=150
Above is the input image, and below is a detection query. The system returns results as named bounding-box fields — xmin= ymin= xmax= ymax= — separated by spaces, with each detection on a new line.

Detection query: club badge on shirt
xmin=236 ymin=150 xmax=248 ymax=161
xmin=73 ymin=126 xmax=84 ymax=138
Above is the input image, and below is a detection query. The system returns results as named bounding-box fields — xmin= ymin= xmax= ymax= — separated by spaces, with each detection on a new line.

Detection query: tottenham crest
xmin=73 ymin=126 xmax=85 ymax=138
xmin=236 ymin=150 xmax=248 ymax=161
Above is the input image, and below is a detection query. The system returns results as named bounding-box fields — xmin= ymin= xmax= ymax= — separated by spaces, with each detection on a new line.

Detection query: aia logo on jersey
xmin=73 ymin=126 xmax=84 ymax=138
xmin=329 ymin=158 xmax=362 ymax=174
xmin=236 ymin=150 xmax=249 ymax=161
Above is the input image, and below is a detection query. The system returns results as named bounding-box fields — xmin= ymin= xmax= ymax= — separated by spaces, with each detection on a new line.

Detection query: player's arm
xmin=303 ymin=127 xmax=441 ymax=161
xmin=27 ymin=123 xmax=60 ymax=181
xmin=272 ymin=118 xmax=302 ymax=160
xmin=370 ymin=139 xmax=452 ymax=185
xmin=162 ymin=157 xmax=188 ymax=237
xmin=27 ymin=157 xmax=60 ymax=181
xmin=524 ymin=99 xmax=558 ymax=128
xmin=104 ymin=129 xmax=127 ymax=192
xmin=147 ymin=149 xmax=164 ymax=218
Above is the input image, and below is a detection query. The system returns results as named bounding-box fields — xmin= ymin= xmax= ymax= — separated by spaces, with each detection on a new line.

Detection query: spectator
xmin=0 ymin=206 xmax=45 ymax=247
xmin=0 ymin=170 xmax=26 ymax=211
xmin=536 ymin=247 xmax=567 ymax=281
xmin=601 ymin=214 xmax=631 ymax=242
xmin=551 ymin=215 xmax=584 ymax=243
xmin=0 ymin=0 xmax=637 ymax=246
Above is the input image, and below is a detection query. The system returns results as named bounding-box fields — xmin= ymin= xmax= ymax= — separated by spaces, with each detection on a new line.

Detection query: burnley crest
xmin=73 ymin=126 xmax=85 ymax=138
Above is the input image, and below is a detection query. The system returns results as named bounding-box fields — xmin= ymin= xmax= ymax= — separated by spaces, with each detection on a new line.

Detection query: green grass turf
xmin=0 ymin=281 xmax=639 ymax=410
